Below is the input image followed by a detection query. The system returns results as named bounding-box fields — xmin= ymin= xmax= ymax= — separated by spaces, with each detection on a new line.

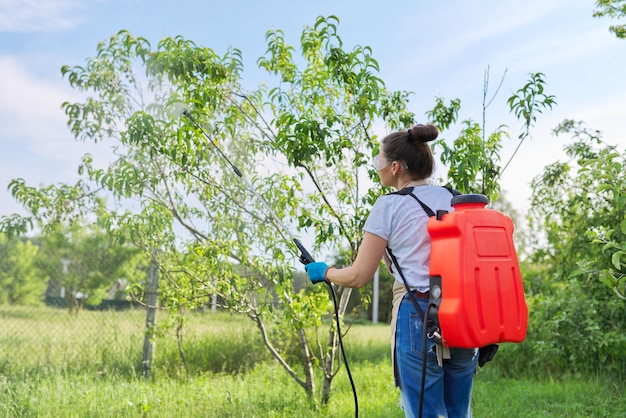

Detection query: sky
xmin=1 ymin=0 xmax=625 ymax=226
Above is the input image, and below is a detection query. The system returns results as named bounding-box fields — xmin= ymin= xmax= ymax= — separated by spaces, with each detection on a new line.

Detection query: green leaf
xmin=611 ymin=251 xmax=624 ymax=270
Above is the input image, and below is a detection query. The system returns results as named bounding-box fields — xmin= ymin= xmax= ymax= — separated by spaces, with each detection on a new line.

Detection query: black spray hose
xmin=327 ymin=281 xmax=358 ymax=418
xmin=418 ymin=303 xmax=437 ymax=418
xmin=184 ymin=111 xmax=359 ymax=418
xmin=389 ymin=244 xmax=432 ymax=418
xmin=296 ymin=239 xmax=358 ymax=418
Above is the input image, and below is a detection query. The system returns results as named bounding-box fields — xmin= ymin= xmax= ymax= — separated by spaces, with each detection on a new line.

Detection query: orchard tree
xmin=6 ymin=16 xmax=416 ymax=403
xmin=1 ymin=16 xmax=555 ymax=405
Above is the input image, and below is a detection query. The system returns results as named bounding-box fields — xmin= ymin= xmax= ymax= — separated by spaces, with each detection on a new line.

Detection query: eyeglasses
xmin=373 ymin=154 xmax=392 ymax=171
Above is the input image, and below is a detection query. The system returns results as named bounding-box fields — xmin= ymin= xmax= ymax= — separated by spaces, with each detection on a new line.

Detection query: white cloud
xmin=491 ymin=26 xmax=616 ymax=75
xmin=0 ymin=56 xmax=75 ymax=154
xmin=383 ymin=0 xmax=570 ymax=99
xmin=0 ymin=0 xmax=83 ymax=32
xmin=0 ymin=55 xmax=115 ymax=172
xmin=569 ymin=95 xmax=626 ymax=147
xmin=446 ymin=0 xmax=564 ymax=55
xmin=0 ymin=53 xmax=116 ymax=217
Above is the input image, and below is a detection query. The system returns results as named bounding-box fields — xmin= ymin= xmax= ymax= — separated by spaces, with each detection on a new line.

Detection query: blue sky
xmin=1 ymin=0 xmax=625 ymax=221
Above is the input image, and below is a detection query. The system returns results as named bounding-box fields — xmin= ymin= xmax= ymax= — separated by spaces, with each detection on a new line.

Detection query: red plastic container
xmin=428 ymin=194 xmax=528 ymax=348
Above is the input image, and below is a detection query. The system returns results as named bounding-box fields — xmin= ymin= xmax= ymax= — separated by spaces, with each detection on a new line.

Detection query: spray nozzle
xmin=182 ymin=110 xmax=194 ymax=121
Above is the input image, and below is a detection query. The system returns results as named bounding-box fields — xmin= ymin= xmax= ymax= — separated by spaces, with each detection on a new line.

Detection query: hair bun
xmin=408 ymin=124 xmax=439 ymax=143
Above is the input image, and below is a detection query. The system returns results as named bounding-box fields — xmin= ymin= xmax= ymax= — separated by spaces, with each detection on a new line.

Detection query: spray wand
xmin=183 ymin=110 xmax=358 ymax=417
xmin=182 ymin=111 xmax=314 ymax=264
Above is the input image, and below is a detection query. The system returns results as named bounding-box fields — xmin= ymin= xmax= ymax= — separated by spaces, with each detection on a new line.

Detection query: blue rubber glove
xmin=305 ymin=261 xmax=330 ymax=284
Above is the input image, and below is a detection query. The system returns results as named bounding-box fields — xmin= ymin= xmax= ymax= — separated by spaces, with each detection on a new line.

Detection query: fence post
xmin=142 ymin=255 xmax=158 ymax=378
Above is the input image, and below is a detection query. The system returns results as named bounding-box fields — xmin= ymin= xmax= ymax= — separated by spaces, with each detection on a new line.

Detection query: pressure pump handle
xmin=293 ymin=238 xmax=315 ymax=265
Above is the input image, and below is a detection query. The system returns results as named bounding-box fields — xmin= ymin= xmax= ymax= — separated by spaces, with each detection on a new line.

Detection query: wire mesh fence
xmin=0 ymin=303 xmax=150 ymax=379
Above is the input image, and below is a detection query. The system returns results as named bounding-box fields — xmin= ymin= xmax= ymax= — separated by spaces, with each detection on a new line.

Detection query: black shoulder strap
xmin=409 ymin=193 xmax=436 ymax=217
xmin=390 ymin=186 xmax=459 ymax=218
xmin=387 ymin=246 xmax=425 ymax=317
xmin=443 ymin=185 xmax=462 ymax=196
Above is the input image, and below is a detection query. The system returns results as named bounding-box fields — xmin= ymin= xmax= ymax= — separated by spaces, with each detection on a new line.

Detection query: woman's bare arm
xmin=325 ymin=232 xmax=388 ymax=288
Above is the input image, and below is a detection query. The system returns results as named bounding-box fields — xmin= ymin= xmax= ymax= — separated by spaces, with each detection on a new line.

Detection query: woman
xmin=305 ymin=124 xmax=477 ymax=418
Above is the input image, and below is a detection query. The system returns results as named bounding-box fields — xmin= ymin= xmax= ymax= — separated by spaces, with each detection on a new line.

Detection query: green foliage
xmin=529 ymin=120 xmax=625 ymax=299
xmin=0 ymin=225 xmax=145 ymax=310
xmin=259 ymin=15 xmax=416 ymax=253
xmin=507 ymin=72 xmax=557 ymax=139
xmin=576 ymin=146 xmax=626 ymax=299
xmin=0 ymin=15 xmax=561 ymax=405
xmin=594 ymin=0 xmax=626 ymax=38
xmin=5 ymin=179 xmax=104 ymax=234
xmin=0 ymin=234 xmax=44 ymax=305
xmin=0 ymin=214 xmax=33 ymax=239
xmin=496 ymin=281 xmax=626 ymax=378
xmin=520 ymin=120 xmax=626 ymax=377
xmin=434 ymin=119 xmax=506 ymax=195
xmin=2 ymin=17 xmax=422 ymax=403
xmin=34 ymin=222 xmax=148 ymax=312
xmin=503 ymin=72 xmax=556 ymax=183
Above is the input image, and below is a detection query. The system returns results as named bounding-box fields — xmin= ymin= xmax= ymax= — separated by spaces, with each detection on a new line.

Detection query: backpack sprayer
xmin=182 ymin=111 xmax=359 ymax=418
xmin=389 ymin=187 xmax=528 ymax=418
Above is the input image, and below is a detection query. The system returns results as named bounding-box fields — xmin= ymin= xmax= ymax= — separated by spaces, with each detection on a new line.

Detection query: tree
xmin=34 ymin=222 xmax=147 ymax=313
xmin=426 ymin=69 xmax=555 ymax=200
xmin=0 ymin=233 xmax=44 ymax=305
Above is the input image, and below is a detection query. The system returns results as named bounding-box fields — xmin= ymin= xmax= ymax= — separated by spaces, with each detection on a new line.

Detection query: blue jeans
xmin=395 ymin=294 xmax=477 ymax=418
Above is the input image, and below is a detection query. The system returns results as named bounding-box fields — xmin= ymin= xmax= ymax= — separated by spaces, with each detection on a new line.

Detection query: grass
xmin=0 ymin=305 xmax=145 ymax=377
xmin=1 ymin=305 xmax=625 ymax=417
xmin=2 ymin=365 xmax=624 ymax=417
xmin=473 ymin=372 xmax=626 ymax=417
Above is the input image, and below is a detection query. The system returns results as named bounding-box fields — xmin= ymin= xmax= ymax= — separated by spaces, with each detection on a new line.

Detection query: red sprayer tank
xmin=428 ymin=194 xmax=528 ymax=348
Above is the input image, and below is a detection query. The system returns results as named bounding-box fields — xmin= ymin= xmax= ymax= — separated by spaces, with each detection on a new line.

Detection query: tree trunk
xmin=295 ymin=326 xmax=317 ymax=402
xmin=65 ymin=291 xmax=78 ymax=314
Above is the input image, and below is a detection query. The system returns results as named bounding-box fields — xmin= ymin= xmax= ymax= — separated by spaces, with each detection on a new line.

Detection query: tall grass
xmin=0 ymin=305 xmax=271 ymax=379
xmin=1 ymin=305 xmax=625 ymax=417
xmin=0 ymin=305 xmax=146 ymax=378
xmin=2 ymin=362 xmax=624 ymax=417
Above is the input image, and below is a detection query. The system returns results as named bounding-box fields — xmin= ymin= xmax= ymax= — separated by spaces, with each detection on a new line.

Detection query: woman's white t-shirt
xmin=363 ymin=185 xmax=455 ymax=291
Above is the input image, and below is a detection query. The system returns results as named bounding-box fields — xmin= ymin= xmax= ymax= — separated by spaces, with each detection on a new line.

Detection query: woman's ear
xmin=391 ymin=160 xmax=401 ymax=176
